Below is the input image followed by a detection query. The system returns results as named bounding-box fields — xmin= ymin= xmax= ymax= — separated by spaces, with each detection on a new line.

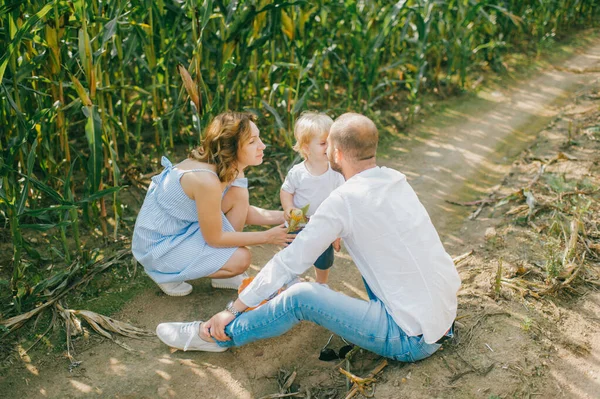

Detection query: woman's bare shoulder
xmin=175 ymin=158 xmax=216 ymax=172
xmin=178 ymin=162 xmax=225 ymax=201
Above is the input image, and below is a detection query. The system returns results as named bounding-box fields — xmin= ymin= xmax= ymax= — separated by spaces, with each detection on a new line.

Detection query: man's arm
xmin=203 ymin=193 xmax=350 ymax=340
xmin=240 ymin=193 xmax=350 ymax=307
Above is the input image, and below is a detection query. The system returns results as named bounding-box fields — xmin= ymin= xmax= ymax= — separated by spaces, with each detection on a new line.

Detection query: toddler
xmin=281 ymin=112 xmax=345 ymax=284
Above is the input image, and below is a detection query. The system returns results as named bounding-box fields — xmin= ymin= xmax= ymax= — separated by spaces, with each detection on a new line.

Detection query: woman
xmin=132 ymin=112 xmax=293 ymax=296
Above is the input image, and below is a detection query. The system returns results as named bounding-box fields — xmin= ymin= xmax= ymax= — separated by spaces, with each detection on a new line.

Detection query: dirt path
xmin=2 ymin=37 xmax=600 ymax=398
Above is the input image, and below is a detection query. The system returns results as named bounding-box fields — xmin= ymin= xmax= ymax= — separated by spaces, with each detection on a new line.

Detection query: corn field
xmin=0 ymin=0 xmax=599 ymax=304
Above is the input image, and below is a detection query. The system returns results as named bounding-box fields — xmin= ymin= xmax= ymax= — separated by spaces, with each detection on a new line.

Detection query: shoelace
xmin=181 ymin=321 xmax=201 ymax=352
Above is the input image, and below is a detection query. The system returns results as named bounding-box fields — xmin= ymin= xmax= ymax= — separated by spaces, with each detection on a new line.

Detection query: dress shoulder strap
xmin=178 ymin=168 xmax=219 ymax=177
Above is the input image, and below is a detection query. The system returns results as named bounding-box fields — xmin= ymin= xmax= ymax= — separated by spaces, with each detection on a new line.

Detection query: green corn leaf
xmin=21 ymin=205 xmax=78 ymax=218
xmin=0 ymin=1 xmax=24 ymax=16
xmin=225 ymin=4 xmax=256 ymax=42
xmin=84 ymin=105 xmax=103 ymax=193
xmin=299 ymin=52 xmax=318 ymax=81
xmin=261 ymin=100 xmax=285 ymax=131
xmin=78 ymin=186 xmax=123 ymax=204
xmin=256 ymin=0 xmax=307 ymax=14
xmin=370 ymin=0 xmax=407 ymax=55
xmin=63 ymin=158 xmax=78 ymax=201
xmin=27 ymin=175 xmax=68 ymax=204
xmin=292 ymin=79 xmax=317 ymax=114
xmin=102 ymin=18 xmax=119 ymax=47
xmin=219 ymin=58 xmax=237 ymax=83
xmin=16 ymin=140 xmax=38 ymax=217
xmin=199 ymin=0 xmax=214 ymax=32
xmin=20 ymin=222 xmax=72 ymax=232
xmin=0 ymin=3 xmax=53 ymax=83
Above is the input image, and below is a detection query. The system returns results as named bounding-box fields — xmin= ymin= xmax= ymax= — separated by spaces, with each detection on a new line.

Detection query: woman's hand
xmin=264 ymin=224 xmax=296 ymax=246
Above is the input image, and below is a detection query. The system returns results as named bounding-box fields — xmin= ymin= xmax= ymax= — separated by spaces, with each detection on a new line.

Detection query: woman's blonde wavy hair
xmin=189 ymin=111 xmax=257 ymax=183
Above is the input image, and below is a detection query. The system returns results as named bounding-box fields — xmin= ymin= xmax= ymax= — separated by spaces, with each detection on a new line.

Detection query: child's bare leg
xmin=315 ymin=268 xmax=330 ymax=285
xmin=208 ymin=248 xmax=251 ymax=278
xmin=222 ymin=186 xmax=249 ymax=232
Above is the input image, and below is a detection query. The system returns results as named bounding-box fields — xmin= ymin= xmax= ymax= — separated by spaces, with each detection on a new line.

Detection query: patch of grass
xmin=544 ymin=174 xmax=577 ymax=193
xmin=69 ymin=259 xmax=154 ymax=316
xmin=543 ymin=237 xmax=564 ymax=280
xmin=578 ymin=177 xmax=597 ymax=191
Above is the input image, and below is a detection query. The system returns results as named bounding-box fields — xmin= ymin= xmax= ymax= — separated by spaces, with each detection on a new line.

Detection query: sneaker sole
xmin=172 ymin=345 xmax=229 ymax=352
xmin=158 ymin=285 xmax=193 ymax=297
xmin=210 ymin=281 xmax=240 ymax=290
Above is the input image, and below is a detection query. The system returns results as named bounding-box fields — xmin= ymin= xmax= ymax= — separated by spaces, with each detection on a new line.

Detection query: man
xmin=156 ymin=113 xmax=461 ymax=362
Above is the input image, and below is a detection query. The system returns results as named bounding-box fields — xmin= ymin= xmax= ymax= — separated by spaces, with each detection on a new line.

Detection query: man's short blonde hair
xmin=329 ymin=113 xmax=378 ymax=161
xmin=292 ymin=112 xmax=334 ymax=159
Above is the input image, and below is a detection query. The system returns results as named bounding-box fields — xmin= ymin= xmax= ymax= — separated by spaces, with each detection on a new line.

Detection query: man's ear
xmin=334 ymin=147 xmax=342 ymax=163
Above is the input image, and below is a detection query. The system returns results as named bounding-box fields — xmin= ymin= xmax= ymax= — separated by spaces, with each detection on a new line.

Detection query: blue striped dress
xmin=132 ymin=156 xmax=247 ymax=283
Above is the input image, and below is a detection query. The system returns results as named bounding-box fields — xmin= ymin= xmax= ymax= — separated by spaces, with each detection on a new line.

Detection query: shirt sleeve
xmin=281 ymin=167 xmax=297 ymax=194
xmin=239 ymin=192 xmax=350 ymax=307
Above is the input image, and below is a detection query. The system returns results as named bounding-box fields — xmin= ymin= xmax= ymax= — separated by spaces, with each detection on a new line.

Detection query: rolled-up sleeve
xmin=239 ymin=193 xmax=350 ymax=307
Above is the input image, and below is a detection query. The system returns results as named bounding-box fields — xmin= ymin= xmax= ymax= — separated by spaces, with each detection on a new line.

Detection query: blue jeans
xmin=216 ymin=282 xmax=442 ymax=362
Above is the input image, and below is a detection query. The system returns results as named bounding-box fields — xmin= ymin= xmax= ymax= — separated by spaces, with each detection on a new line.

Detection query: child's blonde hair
xmin=292 ymin=111 xmax=334 ymax=159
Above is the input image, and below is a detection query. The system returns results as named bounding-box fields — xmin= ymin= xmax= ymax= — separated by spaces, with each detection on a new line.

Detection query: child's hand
xmin=287 ymin=207 xmax=306 ymax=232
xmin=333 ymin=238 xmax=342 ymax=252
xmin=283 ymin=208 xmax=294 ymax=223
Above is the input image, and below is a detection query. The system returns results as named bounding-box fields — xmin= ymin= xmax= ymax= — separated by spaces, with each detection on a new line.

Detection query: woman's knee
xmin=222 ymin=186 xmax=249 ymax=212
xmin=227 ymin=247 xmax=251 ymax=275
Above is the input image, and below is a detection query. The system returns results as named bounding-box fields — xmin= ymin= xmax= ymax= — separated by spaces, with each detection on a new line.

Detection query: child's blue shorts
xmin=291 ymin=229 xmax=334 ymax=270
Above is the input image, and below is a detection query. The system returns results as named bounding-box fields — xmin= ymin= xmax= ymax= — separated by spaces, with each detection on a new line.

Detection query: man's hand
xmin=202 ymin=310 xmax=235 ymax=341
xmin=333 ymin=238 xmax=342 ymax=252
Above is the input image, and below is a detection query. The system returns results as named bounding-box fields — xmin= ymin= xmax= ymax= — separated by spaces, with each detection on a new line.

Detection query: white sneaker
xmin=211 ymin=272 xmax=248 ymax=290
xmin=156 ymin=321 xmax=228 ymax=352
xmin=157 ymin=281 xmax=193 ymax=296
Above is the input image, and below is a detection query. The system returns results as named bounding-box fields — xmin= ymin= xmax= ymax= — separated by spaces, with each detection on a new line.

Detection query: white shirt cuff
xmin=238 ymin=288 xmax=264 ymax=308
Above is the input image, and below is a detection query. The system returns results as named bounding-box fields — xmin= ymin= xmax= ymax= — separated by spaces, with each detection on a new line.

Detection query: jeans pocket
xmin=408 ymin=336 xmax=441 ymax=362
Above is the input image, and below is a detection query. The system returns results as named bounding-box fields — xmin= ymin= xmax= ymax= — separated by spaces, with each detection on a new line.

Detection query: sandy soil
xmin=1 ymin=36 xmax=599 ymax=399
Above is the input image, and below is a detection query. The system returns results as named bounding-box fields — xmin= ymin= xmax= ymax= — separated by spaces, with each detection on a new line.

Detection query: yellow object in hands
xmin=287 ymin=204 xmax=310 ymax=232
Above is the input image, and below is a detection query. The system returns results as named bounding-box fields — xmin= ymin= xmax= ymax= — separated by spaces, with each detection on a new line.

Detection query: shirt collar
xmin=346 ymin=165 xmax=380 ymax=181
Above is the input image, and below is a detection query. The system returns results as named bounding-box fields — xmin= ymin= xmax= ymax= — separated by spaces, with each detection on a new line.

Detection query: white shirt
xmin=281 ymin=161 xmax=345 ymax=217
xmin=240 ymin=166 xmax=461 ymax=343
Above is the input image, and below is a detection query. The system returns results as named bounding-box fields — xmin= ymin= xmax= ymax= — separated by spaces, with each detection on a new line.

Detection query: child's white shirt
xmin=281 ymin=161 xmax=345 ymax=217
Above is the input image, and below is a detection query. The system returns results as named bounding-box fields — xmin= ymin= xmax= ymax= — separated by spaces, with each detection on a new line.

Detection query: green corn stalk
xmin=1 ymin=0 xmax=600 ymax=291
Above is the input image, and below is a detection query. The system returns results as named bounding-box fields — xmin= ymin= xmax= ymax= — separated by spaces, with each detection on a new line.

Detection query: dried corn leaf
xmin=177 ymin=64 xmax=200 ymax=112
xmin=453 ymin=250 xmax=474 ymax=265
xmin=0 ymin=249 xmax=129 ymax=337
xmin=74 ymin=310 xmax=154 ymax=339
xmin=557 ymin=152 xmax=577 ymax=161
xmin=1 ymin=300 xmax=56 ymax=332
xmin=506 ymin=204 xmax=528 ymax=216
